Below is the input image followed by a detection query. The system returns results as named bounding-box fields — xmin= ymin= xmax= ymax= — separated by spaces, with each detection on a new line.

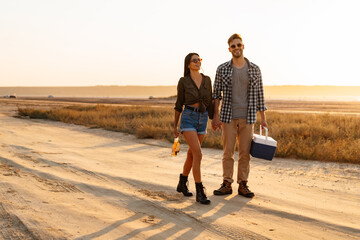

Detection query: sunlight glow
xmin=0 ymin=0 xmax=359 ymax=86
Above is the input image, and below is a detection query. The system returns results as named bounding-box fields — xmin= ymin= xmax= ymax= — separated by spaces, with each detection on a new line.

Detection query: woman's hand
xmin=173 ymin=128 xmax=180 ymax=138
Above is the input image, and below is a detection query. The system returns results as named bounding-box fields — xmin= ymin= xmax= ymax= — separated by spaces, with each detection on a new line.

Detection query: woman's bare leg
xmin=183 ymin=131 xmax=205 ymax=182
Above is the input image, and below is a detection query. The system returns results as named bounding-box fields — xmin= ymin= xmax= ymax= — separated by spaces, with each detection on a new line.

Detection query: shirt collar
xmin=225 ymin=57 xmax=252 ymax=69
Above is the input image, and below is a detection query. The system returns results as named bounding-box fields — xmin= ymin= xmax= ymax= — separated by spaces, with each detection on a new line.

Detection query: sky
xmin=1 ymin=0 xmax=360 ymax=87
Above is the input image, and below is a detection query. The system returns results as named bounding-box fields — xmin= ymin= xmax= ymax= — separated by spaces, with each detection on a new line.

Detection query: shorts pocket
xmin=182 ymin=108 xmax=194 ymax=117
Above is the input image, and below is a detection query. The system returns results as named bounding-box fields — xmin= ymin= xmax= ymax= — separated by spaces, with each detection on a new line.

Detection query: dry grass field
xmin=16 ymin=101 xmax=360 ymax=164
xmin=14 ymin=96 xmax=360 ymax=114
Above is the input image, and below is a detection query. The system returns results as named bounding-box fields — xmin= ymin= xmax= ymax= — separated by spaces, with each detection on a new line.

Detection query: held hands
xmin=211 ymin=114 xmax=222 ymax=130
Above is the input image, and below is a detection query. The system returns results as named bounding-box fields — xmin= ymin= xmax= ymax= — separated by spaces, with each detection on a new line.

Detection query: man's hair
xmin=228 ymin=33 xmax=243 ymax=45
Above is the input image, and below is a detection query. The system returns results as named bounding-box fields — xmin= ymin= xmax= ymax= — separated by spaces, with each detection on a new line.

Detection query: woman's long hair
xmin=184 ymin=52 xmax=199 ymax=77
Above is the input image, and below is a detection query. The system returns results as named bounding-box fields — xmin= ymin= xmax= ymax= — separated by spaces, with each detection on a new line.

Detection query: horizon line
xmin=1 ymin=85 xmax=360 ymax=88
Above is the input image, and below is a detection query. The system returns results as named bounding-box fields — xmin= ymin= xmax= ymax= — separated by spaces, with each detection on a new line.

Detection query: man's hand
xmin=260 ymin=119 xmax=268 ymax=130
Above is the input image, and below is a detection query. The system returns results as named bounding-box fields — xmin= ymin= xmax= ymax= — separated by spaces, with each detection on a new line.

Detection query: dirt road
xmin=0 ymin=103 xmax=359 ymax=239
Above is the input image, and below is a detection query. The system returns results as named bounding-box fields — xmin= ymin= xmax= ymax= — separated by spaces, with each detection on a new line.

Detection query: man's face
xmin=228 ymin=38 xmax=244 ymax=59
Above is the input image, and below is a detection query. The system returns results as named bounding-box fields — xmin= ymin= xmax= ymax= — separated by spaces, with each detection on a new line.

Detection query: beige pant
xmin=222 ymin=119 xmax=253 ymax=183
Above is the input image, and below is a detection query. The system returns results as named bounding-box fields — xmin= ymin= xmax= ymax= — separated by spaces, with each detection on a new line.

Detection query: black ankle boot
xmin=176 ymin=174 xmax=193 ymax=197
xmin=195 ymin=182 xmax=211 ymax=204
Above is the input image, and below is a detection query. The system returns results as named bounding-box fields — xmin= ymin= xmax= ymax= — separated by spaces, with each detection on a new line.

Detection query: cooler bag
xmin=250 ymin=127 xmax=277 ymax=161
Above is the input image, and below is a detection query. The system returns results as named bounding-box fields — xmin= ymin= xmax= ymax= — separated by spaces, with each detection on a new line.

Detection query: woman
xmin=174 ymin=53 xmax=212 ymax=205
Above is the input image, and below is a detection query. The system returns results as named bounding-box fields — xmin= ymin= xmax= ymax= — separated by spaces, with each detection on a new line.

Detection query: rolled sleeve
xmin=213 ymin=67 xmax=222 ymax=100
xmin=174 ymin=78 xmax=185 ymax=113
xmin=256 ymin=68 xmax=267 ymax=112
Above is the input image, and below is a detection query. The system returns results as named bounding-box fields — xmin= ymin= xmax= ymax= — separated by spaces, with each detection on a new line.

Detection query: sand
xmin=0 ymin=102 xmax=359 ymax=239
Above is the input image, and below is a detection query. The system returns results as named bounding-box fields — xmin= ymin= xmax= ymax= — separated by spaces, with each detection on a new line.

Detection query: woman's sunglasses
xmin=191 ymin=58 xmax=203 ymax=63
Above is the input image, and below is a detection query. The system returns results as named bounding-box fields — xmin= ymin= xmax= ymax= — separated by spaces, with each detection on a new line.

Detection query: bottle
xmin=171 ymin=137 xmax=180 ymax=156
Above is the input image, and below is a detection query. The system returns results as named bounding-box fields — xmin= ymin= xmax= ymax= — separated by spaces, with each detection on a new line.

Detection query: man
xmin=212 ymin=33 xmax=267 ymax=198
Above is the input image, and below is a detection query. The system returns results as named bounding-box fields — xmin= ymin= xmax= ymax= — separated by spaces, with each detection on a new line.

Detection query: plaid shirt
xmin=213 ymin=58 xmax=267 ymax=124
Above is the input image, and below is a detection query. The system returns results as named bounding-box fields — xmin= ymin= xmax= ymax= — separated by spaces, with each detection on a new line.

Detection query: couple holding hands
xmin=173 ymin=33 xmax=268 ymax=204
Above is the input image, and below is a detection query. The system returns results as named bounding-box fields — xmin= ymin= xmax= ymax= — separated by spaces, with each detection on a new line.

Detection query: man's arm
xmin=259 ymin=111 xmax=267 ymax=129
xmin=257 ymin=67 xmax=268 ymax=129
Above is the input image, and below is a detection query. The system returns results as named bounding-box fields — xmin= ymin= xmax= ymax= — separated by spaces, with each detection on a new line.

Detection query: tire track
xmin=129 ymin=191 xmax=270 ymax=240
xmin=0 ymin=203 xmax=38 ymax=240
xmin=0 ymin=183 xmax=70 ymax=240
xmin=32 ymin=175 xmax=82 ymax=193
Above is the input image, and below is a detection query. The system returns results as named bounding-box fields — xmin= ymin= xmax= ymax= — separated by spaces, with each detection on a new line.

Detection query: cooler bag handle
xmin=259 ymin=127 xmax=269 ymax=142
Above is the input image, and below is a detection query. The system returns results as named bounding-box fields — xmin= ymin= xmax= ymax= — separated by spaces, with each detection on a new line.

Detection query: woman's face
xmin=188 ymin=54 xmax=202 ymax=72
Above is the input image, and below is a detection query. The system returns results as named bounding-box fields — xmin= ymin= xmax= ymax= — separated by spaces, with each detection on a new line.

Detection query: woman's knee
xmin=191 ymin=149 xmax=202 ymax=159
xmin=187 ymin=149 xmax=193 ymax=157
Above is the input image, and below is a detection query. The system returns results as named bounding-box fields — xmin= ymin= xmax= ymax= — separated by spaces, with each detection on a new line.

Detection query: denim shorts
xmin=180 ymin=107 xmax=208 ymax=135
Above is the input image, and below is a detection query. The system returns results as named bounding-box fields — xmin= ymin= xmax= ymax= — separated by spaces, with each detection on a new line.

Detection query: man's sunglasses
xmin=191 ymin=58 xmax=202 ymax=63
xmin=230 ymin=43 xmax=243 ymax=49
